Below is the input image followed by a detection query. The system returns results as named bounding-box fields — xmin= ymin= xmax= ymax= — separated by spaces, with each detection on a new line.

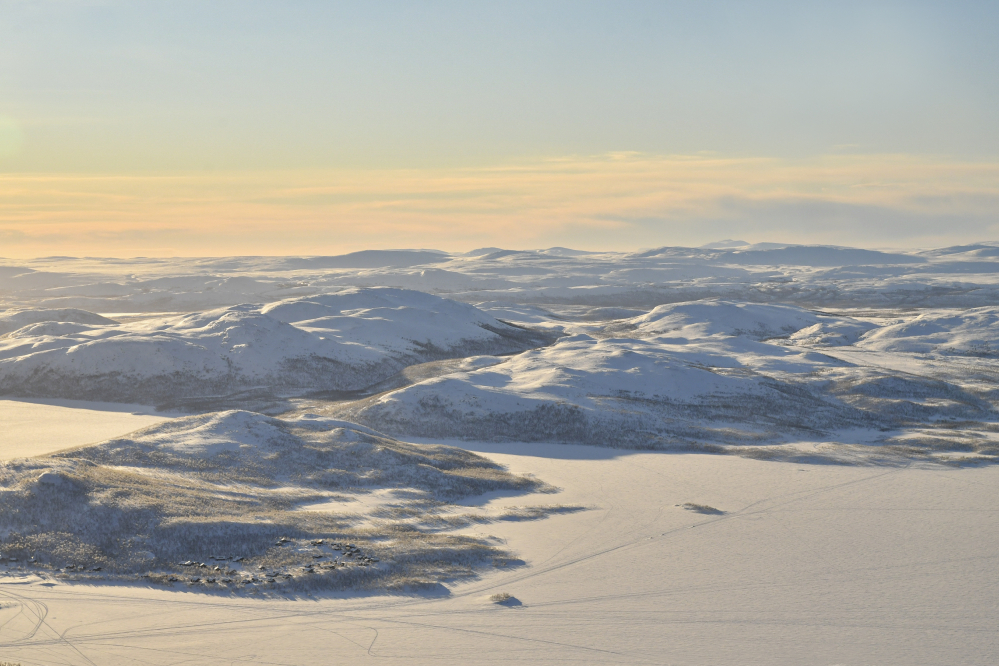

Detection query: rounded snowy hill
xmin=0 ymin=308 xmax=117 ymax=335
xmin=607 ymin=300 xmax=828 ymax=340
xmin=0 ymin=288 xmax=550 ymax=405
xmin=337 ymin=302 xmax=860 ymax=449
xmin=340 ymin=300 xmax=998 ymax=457
xmin=857 ymin=307 xmax=999 ymax=356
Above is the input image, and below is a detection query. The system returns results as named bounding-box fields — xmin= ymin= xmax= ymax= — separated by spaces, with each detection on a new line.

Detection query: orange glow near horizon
xmin=1 ymin=153 xmax=998 ymax=258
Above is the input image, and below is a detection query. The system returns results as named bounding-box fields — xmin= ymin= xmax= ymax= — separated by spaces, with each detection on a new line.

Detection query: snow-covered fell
xmin=0 ymin=288 xmax=550 ymax=404
xmin=0 ymin=308 xmax=117 ymax=335
xmin=857 ymin=307 xmax=999 ymax=356
xmin=3 ymin=246 xmax=999 ymax=461
xmin=607 ymin=300 xmax=825 ymax=340
xmin=335 ymin=300 xmax=999 ymax=455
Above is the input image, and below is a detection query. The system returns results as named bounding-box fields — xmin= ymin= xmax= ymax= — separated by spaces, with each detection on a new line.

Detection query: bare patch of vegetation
xmin=0 ymin=411 xmax=552 ymax=594
xmin=681 ymin=503 xmax=724 ymax=515
xmin=488 ymin=591 xmax=522 ymax=606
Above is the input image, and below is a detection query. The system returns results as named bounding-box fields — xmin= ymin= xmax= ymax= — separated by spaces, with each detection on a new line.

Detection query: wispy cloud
xmin=2 ymin=153 xmax=998 ymax=256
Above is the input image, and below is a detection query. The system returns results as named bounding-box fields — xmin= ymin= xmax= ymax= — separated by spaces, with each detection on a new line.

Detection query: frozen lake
xmin=0 ymin=441 xmax=996 ymax=665
xmin=0 ymin=399 xmax=167 ymax=459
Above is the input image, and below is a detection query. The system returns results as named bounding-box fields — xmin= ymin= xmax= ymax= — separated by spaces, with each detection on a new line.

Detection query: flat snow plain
xmin=2 ymin=243 xmax=999 ymax=664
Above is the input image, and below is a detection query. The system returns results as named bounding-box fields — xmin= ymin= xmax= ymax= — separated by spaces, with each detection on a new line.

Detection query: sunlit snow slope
xmin=0 ymin=287 xmax=550 ymax=404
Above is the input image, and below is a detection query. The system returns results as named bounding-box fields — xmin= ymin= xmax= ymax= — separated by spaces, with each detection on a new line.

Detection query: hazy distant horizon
xmin=7 ymin=238 xmax=999 ymax=263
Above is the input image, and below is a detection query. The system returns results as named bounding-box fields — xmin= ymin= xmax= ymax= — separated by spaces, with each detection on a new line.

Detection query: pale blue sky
xmin=3 ymin=0 xmax=997 ymax=170
xmin=1 ymin=1 xmax=997 ymax=255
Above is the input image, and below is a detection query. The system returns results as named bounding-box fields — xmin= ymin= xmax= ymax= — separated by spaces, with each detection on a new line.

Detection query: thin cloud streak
xmin=1 ymin=153 xmax=997 ymax=257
